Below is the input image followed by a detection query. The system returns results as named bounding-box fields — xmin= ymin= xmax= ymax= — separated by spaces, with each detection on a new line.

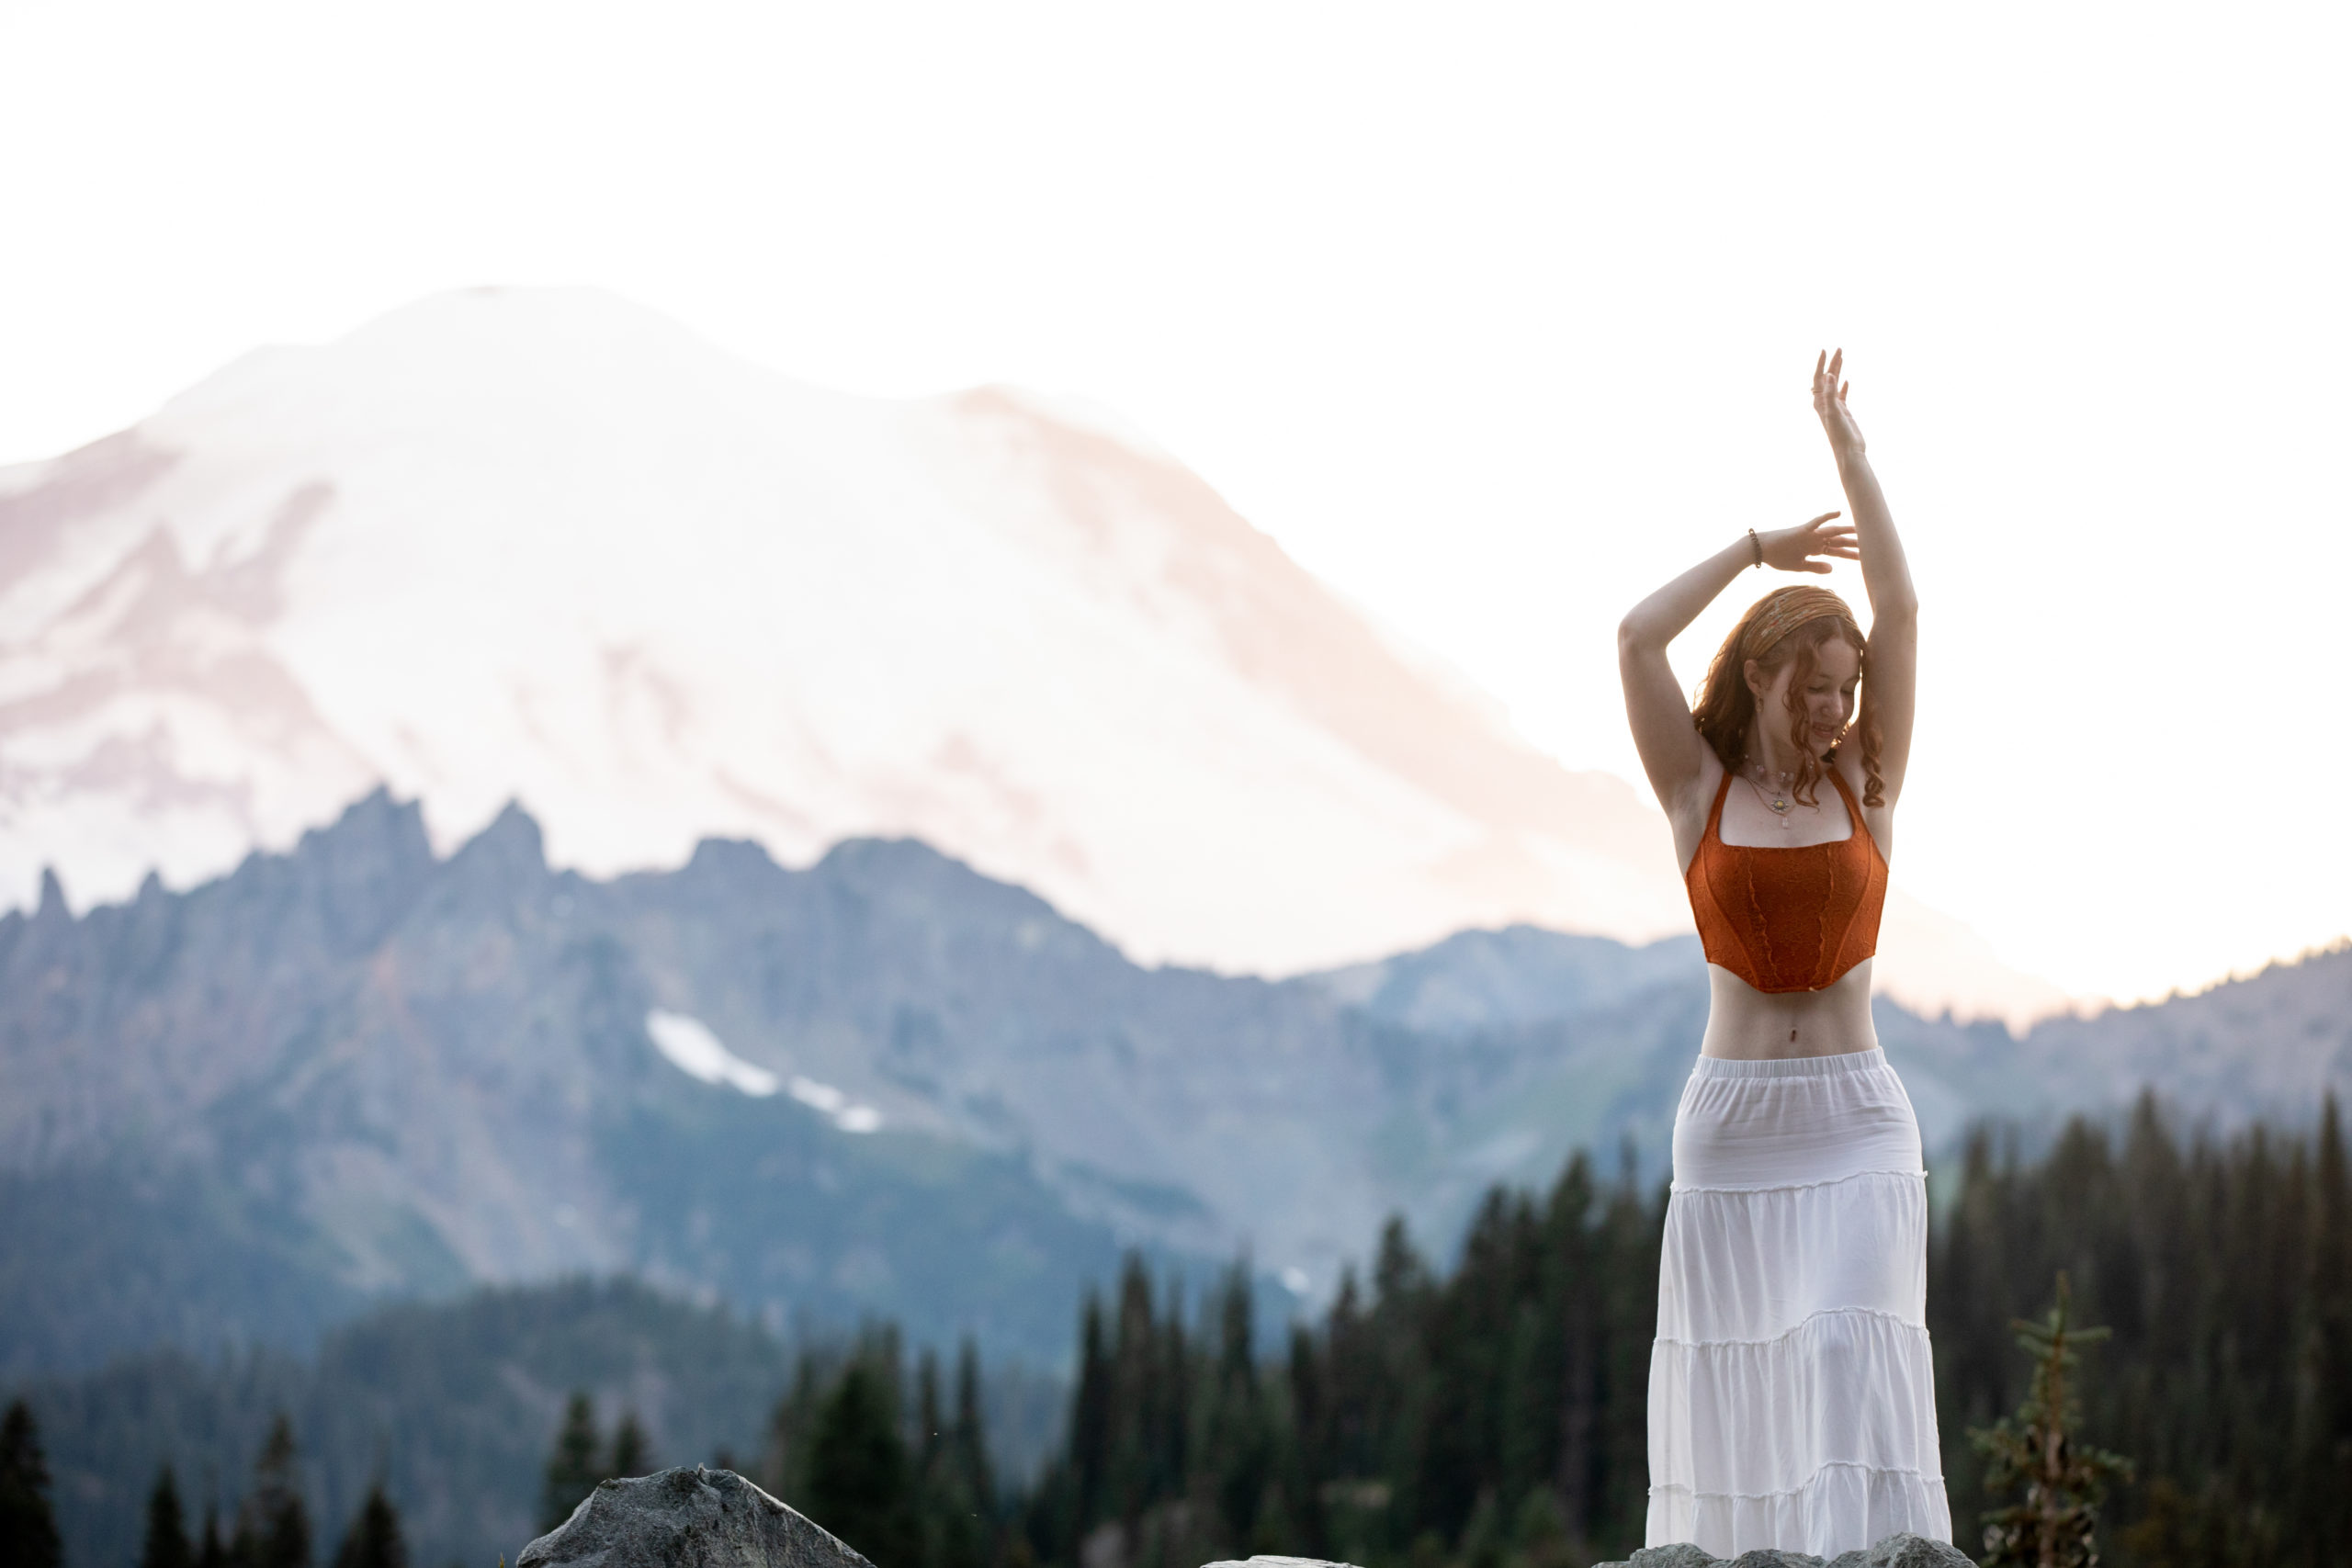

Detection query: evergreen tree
xmin=760 ymin=1355 xmax=829 ymax=1506
xmin=328 ymin=1485 xmax=405 ymax=1568
xmin=951 ymin=1339 xmax=996 ymax=1512
xmin=198 ymin=1506 xmax=229 ymax=1568
xmin=1206 ymin=1263 xmax=1271 ymax=1553
xmin=915 ymin=1352 xmax=944 ymax=1476
xmin=805 ymin=1359 xmax=916 ymax=1567
xmin=1101 ymin=1258 xmax=1156 ymax=1531
xmin=0 ymin=1399 xmax=62 ymax=1568
xmin=1285 ymin=1321 xmax=1329 ymax=1560
xmin=609 ymin=1413 xmax=652 ymax=1480
xmin=2296 ymin=1092 xmax=2352 ymax=1563
xmin=232 ymin=1416 xmax=311 ymax=1568
xmin=911 ymin=1349 xmax=945 ymax=1568
xmin=913 ymin=1347 xmax=996 ymax=1568
xmin=142 ymin=1465 xmax=195 ymax=1568
xmin=1067 ymin=1292 xmax=1109 ymax=1540
xmin=539 ymin=1393 xmax=604 ymax=1533
xmin=1972 ymin=1274 xmax=2134 ymax=1568
xmin=931 ymin=1338 xmax=998 ymax=1568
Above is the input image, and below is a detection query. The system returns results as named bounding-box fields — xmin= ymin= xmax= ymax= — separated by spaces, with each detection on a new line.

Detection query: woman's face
xmin=1750 ymin=637 xmax=1860 ymax=755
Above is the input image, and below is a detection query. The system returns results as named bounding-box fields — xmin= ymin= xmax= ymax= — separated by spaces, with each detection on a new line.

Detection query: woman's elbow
xmin=1617 ymin=615 xmax=1658 ymax=658
xmin=1871 ymin=594 xmax=1919 ymax=630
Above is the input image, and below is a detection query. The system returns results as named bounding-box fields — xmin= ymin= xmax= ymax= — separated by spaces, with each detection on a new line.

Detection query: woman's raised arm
xmin=1813 ymin=350 xmax=1918 ymax=807
xmin=1618 ymin=512 xmax=1857 ymax=819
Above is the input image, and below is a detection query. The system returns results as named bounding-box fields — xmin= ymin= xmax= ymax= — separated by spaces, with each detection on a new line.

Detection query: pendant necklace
xmin=1740 ymin=758 xmax=1798 ymax=829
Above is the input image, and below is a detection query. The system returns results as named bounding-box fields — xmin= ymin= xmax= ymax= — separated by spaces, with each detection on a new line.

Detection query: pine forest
xmin=11 ymin=1095 xmax=2349 ymax=1568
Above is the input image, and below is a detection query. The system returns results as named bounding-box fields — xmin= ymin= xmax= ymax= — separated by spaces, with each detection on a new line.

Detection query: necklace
xmin=1739 ymin=758 xmax=1798 ymax=829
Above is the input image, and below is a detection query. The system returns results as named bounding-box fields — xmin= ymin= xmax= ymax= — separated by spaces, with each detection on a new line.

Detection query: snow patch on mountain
xmin=645 ymin=1009 xmax=778 ymax=1097
xmin=786 ymin=1075 xmax=883 ymax=1134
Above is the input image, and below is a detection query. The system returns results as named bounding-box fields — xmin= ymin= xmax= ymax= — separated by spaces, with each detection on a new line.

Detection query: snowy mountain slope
xmin=0 ymin=287 xmax=2061 ymax=1019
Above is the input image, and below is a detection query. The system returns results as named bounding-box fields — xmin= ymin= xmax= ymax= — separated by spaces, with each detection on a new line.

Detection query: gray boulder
xmin=517 ymin=1467 xmax=872 ymax=1568
xmin=1592 ymin=1533 xmax=1975 ymax=1568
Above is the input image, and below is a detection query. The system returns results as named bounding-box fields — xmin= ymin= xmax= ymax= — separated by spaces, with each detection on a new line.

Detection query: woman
xmin=1615 ymin=350 xmax=1947 ymax=1558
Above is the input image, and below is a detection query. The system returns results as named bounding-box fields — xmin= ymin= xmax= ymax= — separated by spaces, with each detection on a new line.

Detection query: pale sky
xmin=3 ymin=0 xmax=2346 ymax=1005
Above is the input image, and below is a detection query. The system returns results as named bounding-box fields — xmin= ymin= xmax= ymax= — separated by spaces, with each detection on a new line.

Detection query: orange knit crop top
xmin=1685 ymin=764 xmax=1888 ymax=994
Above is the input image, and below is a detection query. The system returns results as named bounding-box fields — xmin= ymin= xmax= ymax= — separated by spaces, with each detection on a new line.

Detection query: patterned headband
xmin=1742 ymin=588 xmax=1856 ymax=660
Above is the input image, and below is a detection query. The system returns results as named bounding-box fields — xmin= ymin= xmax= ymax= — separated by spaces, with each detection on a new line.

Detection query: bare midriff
xmin=1681 ymin=760 xmax=1889 ymax=1059
xmin=1699 ymin=957 xmax=1879 ymax=1060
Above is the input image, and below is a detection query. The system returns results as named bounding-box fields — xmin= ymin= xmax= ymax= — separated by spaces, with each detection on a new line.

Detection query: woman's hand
xmin=1813 ymin=348 xmax=1867 ymax=463
xmin=1758 ymin=511 xmax=1858 ymax=574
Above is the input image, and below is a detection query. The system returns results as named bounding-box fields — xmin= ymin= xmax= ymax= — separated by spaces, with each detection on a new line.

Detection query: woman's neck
xmin=1743 ymin=727 xmax=1808 ymax=779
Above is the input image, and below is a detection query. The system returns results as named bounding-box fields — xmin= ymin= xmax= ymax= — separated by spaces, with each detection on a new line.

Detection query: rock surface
xmin=1200 ymin=1540 xmax=1974 ymax=1568
xmin=517 ymin=1466 xmax=871 ymax=1568
xmin=1590 ymin=1532 xmax=1976 ymax=1568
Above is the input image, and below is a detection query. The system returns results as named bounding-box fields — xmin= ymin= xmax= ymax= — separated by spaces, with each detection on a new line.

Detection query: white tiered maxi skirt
xmin=1645 ymin=1047 xmax=1952 ymax=1559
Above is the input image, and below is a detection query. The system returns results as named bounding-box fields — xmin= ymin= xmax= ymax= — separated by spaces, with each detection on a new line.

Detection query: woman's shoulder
xmin=1832 ymin=746 xmax=1895 ymax=858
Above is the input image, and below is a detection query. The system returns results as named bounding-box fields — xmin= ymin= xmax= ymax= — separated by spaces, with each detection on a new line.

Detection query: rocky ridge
xmin=4 ymin=785 xmax=2346 ymax=1378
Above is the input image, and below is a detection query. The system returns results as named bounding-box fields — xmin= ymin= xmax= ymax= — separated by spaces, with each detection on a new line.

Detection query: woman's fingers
xmin=1804 ymin=510 xmax=1844 ymax=528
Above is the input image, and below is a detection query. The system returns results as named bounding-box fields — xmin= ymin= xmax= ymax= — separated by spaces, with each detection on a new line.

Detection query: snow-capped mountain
xmin=0 ymin=287 xmax=2060 ymax=1019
